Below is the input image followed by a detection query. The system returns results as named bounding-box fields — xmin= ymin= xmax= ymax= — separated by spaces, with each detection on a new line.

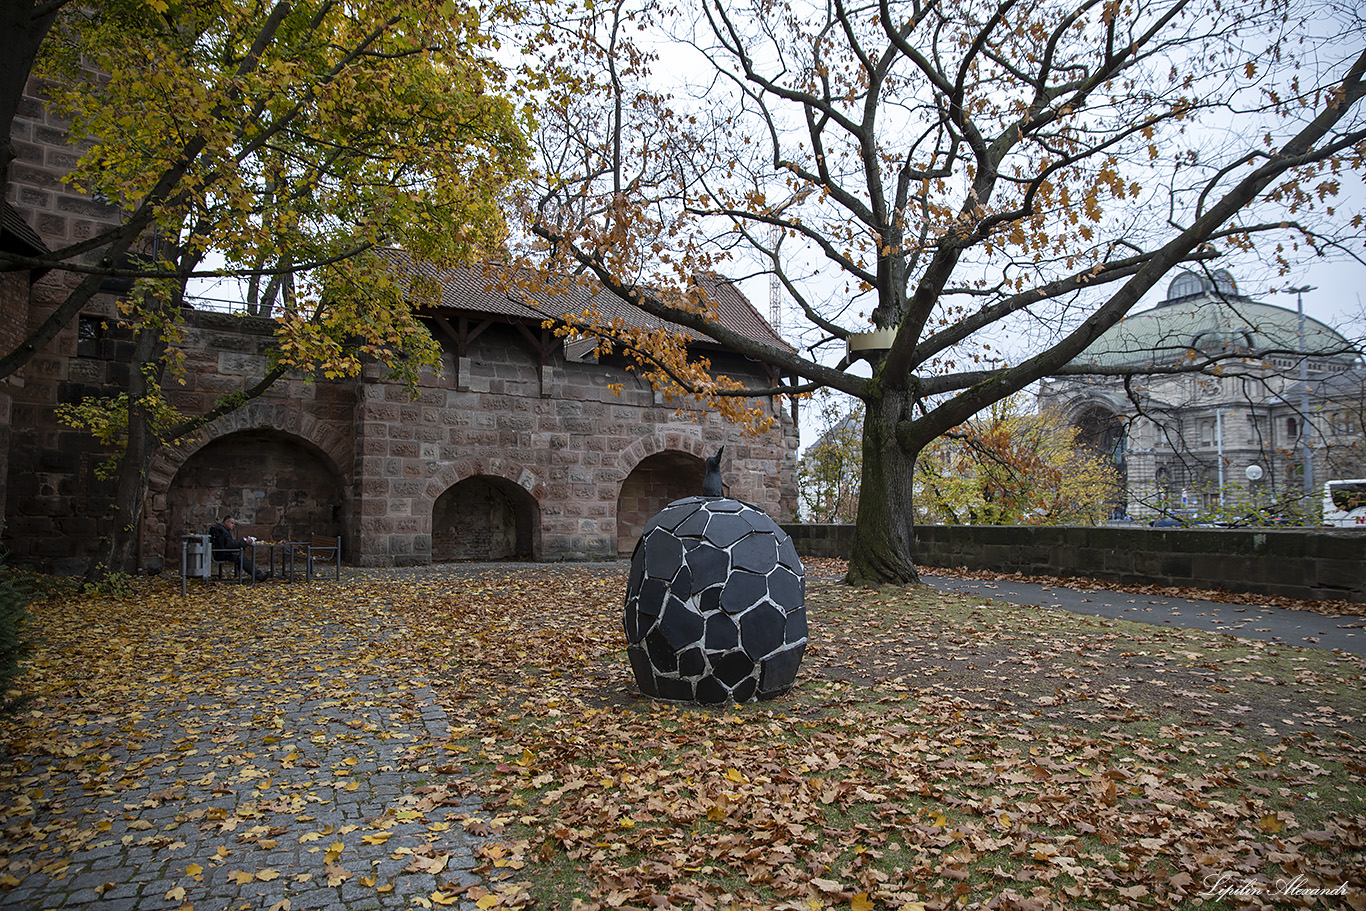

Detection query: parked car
xmin=1149 ymin=510 xmax=1209 ymax=528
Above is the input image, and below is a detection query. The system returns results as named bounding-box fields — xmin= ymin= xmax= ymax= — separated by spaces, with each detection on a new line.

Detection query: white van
xmin=1323 ymin=479 xmax=1366 ymax=527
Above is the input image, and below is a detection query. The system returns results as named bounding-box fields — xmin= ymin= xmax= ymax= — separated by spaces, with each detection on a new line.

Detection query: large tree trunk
xmin=845 ymin=387 xmax=921 ymax=586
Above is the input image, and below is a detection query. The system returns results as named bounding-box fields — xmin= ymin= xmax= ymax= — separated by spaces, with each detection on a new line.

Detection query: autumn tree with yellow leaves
xmin=915 ymin=396 xmax=1121 ymax=526
xmin=517 ymin=0 xmax=1366 ymax=585
xmin=1 ymin=0 xmax=528 ymax=579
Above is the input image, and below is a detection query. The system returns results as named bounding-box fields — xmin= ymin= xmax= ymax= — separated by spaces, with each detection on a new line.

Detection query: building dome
xmin=1075 ymin=271 xmax=1355 ymax=371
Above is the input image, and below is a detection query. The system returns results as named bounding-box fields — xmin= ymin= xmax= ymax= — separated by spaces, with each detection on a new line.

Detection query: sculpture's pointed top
xmin=702 ymin=446 xmax=724 ymax=497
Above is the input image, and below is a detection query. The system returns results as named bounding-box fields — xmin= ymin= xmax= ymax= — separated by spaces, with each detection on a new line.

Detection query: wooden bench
xmin=306 ymin=535 xmax=341 ymax=581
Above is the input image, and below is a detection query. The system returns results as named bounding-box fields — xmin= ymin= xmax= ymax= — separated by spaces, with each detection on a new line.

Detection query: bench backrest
xmin=309 ymin=534 xmax=339 ymax=557
xmin=307 ymin=534 xmax=341 ymax=581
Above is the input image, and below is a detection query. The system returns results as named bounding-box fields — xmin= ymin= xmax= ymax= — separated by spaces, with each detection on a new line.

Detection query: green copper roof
xmin=1075 ymin=272 xmax=1356 ymax=370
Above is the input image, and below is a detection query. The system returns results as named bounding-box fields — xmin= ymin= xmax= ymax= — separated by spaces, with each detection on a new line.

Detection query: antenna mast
xmin=768 ymin=225 xmax=783 ymax=335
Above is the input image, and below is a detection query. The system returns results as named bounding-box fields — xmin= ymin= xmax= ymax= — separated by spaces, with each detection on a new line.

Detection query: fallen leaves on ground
xmin=381 ymin=563 xmax=1366 ymax=911
xmin=1 ymin=563 xmax=1363 ymax=911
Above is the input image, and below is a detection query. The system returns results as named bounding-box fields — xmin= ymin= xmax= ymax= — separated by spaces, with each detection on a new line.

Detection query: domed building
xmin=1038 ymin=270 xmax=1364 ymax=521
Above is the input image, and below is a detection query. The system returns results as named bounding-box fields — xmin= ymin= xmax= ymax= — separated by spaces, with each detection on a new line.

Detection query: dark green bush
xmin=0 ymin=569 xmax=34 ymax=721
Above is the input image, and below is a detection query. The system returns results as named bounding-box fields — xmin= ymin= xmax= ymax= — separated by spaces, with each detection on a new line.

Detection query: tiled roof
xmin=1 ymin=202 xmax=49 ymax=256
xmin=383 ymin=252 xmax=791 ymax=354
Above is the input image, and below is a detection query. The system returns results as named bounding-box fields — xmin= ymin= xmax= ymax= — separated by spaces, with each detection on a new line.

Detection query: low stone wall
xmin=782 ymin=523 xmax=1366 ymax=604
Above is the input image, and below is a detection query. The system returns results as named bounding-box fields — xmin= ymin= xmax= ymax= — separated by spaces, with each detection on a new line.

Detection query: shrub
xmin=0 ymin=569 xmax=34 ymax=721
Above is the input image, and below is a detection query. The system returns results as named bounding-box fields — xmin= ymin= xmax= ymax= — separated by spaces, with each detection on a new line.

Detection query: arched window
xmin=1167 ymin=272 xmax=1206 ymax=300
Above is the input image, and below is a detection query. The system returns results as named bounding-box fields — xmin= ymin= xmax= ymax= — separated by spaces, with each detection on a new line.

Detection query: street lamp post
xmin=1284 ymin=285 xmax=1317 ymax=495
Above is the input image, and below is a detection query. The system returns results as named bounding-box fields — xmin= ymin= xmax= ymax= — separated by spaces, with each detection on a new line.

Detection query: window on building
xmin=1167 ymin=272 xmax=1205 ymax=299
xmin=77 ymin=315 xmax=104 ymax=358
xmin=1286 ymin=417 xmax=1299 ymax=439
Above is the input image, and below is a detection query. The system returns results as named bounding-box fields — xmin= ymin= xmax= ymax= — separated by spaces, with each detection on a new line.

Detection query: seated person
xmin=209 ymin=515 xmax=270 ymax=581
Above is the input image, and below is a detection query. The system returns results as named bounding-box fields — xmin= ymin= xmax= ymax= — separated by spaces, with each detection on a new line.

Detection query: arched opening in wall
xmin=1074 ymin=405 xmax=1126 ymax=468
xmin=162 ymin=430 xmax=345 ymax=564
xmin=1072 ymin=404 xmax=1128 ymax=515
xmin=432 ymin=476 xmax=539 ymax=561
xmin=616 ymin=451 xmax=706 ymax=556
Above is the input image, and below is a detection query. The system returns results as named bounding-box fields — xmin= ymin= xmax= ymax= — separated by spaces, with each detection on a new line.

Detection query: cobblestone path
xmin=0 ymin=575 xmax=494 ymax=911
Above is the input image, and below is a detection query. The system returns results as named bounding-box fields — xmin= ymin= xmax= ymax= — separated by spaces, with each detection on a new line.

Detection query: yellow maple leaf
xmin=185 ymin=863 xmax=204 ymax=877
xmin=256 ymin=868 xmax=281 ymax=882
xmin=362 ymin=832 xmax=391 ymax=845
xmin=229 ymin=870 xmax=255 ymax=885
xmin=164 ymin=887 xmax=186 ymax=901
xmin=851 ymin=894 xmax=874 ymax=911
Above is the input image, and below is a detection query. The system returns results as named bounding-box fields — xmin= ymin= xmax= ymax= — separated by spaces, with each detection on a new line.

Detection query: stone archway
xmin=1064 ymin=400 xmax=1129 ymax=516
xmin=161 ymin=429 xmax=346 ymax=565
xmin=1073 ymin=403 xmax=1127 ymax=466
xmin=616 ymin=450 xmax=707 ymax=556
xmin=432 ymin=476 xmax=540 ymax=561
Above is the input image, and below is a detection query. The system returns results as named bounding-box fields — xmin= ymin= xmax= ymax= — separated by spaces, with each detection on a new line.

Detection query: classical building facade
xmin=1040 ymin=270 xmax=1363 ymax=521
xmin=2 ymin=82 xmax=799 ymax=573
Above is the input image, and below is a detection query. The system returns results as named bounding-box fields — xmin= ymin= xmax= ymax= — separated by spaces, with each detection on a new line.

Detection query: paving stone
xmin=0 ymin=572 xmax=505 ymax=911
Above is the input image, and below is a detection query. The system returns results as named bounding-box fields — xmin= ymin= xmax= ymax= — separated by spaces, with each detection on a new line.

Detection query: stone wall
xmin=782 ymin=523 xmax=1366 ymax=604
xmin=615 ymin=451 xmax=706 ymax=556
xmin=355 ymin=326 xmax=797 ymax=566
xmin=164 ymin=430 xmax=345 ymax=546
xmin=0 ymin=299 xmax=796 ymax=571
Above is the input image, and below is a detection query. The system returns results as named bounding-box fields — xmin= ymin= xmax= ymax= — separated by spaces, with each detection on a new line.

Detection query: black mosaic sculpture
xmin=623 ymin=450 xmax=806 ymax=704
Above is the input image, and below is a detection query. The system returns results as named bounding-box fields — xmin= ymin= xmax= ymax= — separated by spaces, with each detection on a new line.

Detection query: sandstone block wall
xmin=354 ymin=323 xmax=798 ymax=565
xmin=0 ymin=298 xmax=797 ymax=572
